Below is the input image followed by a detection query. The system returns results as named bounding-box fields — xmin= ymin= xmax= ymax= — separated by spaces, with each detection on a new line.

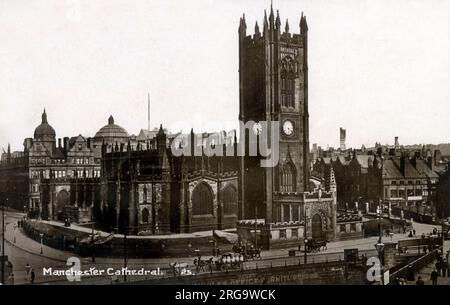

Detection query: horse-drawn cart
xmin=305 ymin=238 xmax=328 ymax=253
xmin=215 ymin=252 xmax=244 ymax=271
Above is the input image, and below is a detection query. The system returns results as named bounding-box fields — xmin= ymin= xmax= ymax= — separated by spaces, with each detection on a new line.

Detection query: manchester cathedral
xmin=0 ymin=7 xmax=343 ymax=242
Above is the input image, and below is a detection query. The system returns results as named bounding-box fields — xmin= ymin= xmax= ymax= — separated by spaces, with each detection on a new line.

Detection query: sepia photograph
xmin=0 ymin=0 xmax=449 ymax=298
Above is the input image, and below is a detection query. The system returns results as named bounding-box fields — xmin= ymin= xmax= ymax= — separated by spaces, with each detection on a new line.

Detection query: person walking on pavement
xmin=30 ymin=268 xmax=35 ymax=284
xmin=441 ymin=259 xmax=447 ymax=277
xmin=8 ymin=273 xmax=14 ymax=285
xmin=25 ymin=263 xmax=31 ymax=275
xmin=435 ymin=261 xmax=442 ymax=276
xmin=430 ymin=268 xmax=438 ymax=285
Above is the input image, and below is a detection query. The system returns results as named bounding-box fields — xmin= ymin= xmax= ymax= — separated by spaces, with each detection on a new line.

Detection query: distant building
xmin=340 ymin=128 xmax=346 ymax=151
xmin=0 ymin=110 xmax=101 ymax=220
xmin=312 ymin=150 xmax=441 ymax=216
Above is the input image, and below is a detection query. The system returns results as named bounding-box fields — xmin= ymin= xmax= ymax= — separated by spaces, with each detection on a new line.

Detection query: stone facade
xmin=238 ymin=8 xmax=310 ymax=223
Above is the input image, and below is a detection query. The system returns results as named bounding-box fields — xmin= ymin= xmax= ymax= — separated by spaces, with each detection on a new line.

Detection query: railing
xmin=389 ymin=249 xmax=438 ymax=283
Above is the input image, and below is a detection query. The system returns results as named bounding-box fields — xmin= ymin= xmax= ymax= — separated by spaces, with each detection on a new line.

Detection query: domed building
xmin=32 ymin=109 xmax=57 ymax=154
xmin=93 ymin=115 xmax=130 ymax=158
xmin=34 ymin=109 xmax=56 ymax=141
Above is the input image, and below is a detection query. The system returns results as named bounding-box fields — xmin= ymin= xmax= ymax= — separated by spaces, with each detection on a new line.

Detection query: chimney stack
xmin=400 ymin=154 xmax=406 ymax=176
xmin=63 ymin=137 xmax=69 ymax=152
xmin=427 ymin=156 xmax=434 ymax=171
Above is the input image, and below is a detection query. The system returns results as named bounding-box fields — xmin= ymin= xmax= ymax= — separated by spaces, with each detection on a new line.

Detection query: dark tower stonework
xmin=239 ymin=7 xmax=310 ymax=223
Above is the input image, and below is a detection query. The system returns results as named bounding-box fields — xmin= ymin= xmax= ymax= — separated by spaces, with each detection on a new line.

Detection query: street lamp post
xmin=254 ymin=206 xmax=258 ymax=250
xmin=304 ymin=206 xmax=308 ymax=264
xmin=1 ymin=198 xmax=5 ymax=285
xmin=123 ymin=229 xmax=128 ymax=282
xmin=39 ymin=233 xmax=44 ymax=255
xmin=91 ymin=221 xmax=96 ymax=263
xmin=375 ymin=199 xmax=385 ymax=285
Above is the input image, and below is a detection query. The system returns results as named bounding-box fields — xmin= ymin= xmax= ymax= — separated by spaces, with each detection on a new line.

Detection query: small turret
xmin=269 ymin=3 xmax=275 ymax=28
xmin=239 ymin=14 xmax=247 ymax=37
xmin=42 ymin=108 xmax=48 ymax=124
xmin=263 ymin=10 xmax=268 ymax=34
xmin=285 ymin=19 xmax=289 ymax=33
xmin=7 ymin=143 xmax=11 ymax=164
xmin=254 ymin=21 xmax=260 ymax=37
xmin=329 ymin=165 xmax=337 ymax=193
xmin=156 ymin=124 xmax=166 ymax=152
xmin=275 ymin=10 xmax=281 ymax=30
xmin=300 ymin=12 xmax=308 ymax=33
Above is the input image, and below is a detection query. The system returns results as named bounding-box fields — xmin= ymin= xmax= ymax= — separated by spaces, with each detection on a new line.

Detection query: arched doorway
xmin=311 ymin=214 xmax=323 ymax=239
xmin=56 ymin=190 xmax=69 ymax=220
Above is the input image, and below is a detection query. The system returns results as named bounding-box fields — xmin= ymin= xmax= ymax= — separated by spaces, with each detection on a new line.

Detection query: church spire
xmin=285 ymin=19 xmax=289 ymax=33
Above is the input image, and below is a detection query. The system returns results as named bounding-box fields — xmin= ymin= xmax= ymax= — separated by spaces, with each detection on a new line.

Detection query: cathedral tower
xmin=238 ymin=7 xmax=310 ymax=222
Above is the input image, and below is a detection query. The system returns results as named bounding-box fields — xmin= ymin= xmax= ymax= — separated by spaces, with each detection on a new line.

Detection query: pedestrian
xmin=430 ymin=268 xmax=438 ymax=285
xmin=30 ymin=269 xmax=35 ymax=284
xmin=435 ymin=261 xmax=442 ymax=276
xmin=416 ymin=276 xmax=425 ymax=285
xmin=423 ymin=245 xmax=427 ymax=254
xmin=8 ymin=273 xmax=14 ymax=285
xmin=407 ymin=265 xmax=415 ymax=281
xmin=25 ymin=263 xmax=31 ymax=275
xmin=413 ymin=229 xmax=416 ymax=236
xmin=441 ymin=259 xmax=447 ymax=277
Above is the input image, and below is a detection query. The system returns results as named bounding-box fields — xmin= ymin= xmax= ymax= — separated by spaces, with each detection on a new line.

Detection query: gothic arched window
xmin=192 ymin=182 xmax=214 ymax=215
xmin=281 ymin=57 xmax=296 ymax=108
xmin=222 ymin=185 xmax=237 ymax=215
xmin=280 ymin=162 xmax=297 ymax=193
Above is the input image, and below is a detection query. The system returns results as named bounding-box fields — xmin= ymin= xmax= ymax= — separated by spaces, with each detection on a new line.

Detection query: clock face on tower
xmin=282 ymin=120 xmax=294 ymax=136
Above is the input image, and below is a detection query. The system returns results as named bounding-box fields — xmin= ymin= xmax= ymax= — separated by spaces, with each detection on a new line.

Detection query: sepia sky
xmin=0 ymin=0 xmax=449 ymax=152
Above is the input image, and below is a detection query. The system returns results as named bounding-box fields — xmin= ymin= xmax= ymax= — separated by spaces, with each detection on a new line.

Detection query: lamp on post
xmin=91 ymin=222 xmax=96 ymax=263
xmin=303 ymin=205 xmax=309 ymax=264
xmin=375 ymin=241 xmax=385 ymax=285
xmin=375 ymin=199 xmax=385 ymax=284
xmin=1 ymin=197 xmax=6 ymax=285
xmin=39 ymin=233 xmax=44 ymax=254
xmin=123 ymin=228 xmax=128 ymax=282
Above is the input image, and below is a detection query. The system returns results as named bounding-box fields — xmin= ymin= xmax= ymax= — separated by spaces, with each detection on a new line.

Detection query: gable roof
xmin=382 ymin=159 xmax=404 ymax=179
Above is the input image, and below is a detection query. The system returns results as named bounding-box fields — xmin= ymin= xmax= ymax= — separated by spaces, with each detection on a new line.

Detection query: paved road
xmin=1 ymin=209 xmax=437 ymax=285
xmin=1 ymin=210 xmax=67 ymax=284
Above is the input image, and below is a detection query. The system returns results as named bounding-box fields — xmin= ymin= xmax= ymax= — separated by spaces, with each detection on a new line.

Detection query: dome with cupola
xmin=94 ymin=115 xmax=129 ymax=141
xmin=34 ymin=109 xmax=56 ymax=140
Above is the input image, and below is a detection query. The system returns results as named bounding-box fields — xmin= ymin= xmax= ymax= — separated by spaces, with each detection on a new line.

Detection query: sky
xmin=0 ymin=0 xmax=449 ymax=153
